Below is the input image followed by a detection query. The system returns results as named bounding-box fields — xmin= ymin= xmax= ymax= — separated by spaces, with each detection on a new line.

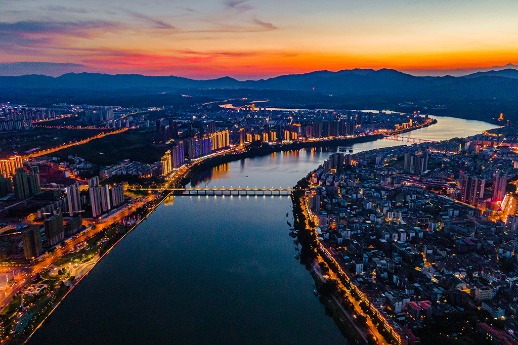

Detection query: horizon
xmin=2 ymin=1 xmax=518 ymax=78
xmin=2 ymin=64 xmax=518 ymax=81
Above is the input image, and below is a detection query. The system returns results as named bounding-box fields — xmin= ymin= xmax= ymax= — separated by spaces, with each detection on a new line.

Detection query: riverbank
xmin=8 ymin=119 xmax=438 ymax=344
xmin=18 ymin=191 xmax=169 ymax=344
xmin=180 ymin=118 xmax=436 ymax=185
xmin=291 ymin=188 xmax=371 ymax=345
xmin=179 ymin=134 xmax=384 ymax=186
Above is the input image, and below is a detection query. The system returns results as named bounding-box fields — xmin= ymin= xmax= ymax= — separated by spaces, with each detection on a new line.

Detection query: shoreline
xmin=291 ymin=189 xmax=370 ymax=345
xmin=21 ymin=191 xmax=169 ymax=344
xmin=8 ymin=118 xmax=437 ymax=344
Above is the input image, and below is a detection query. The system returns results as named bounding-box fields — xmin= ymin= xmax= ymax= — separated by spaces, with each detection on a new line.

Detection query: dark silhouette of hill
xmin=1 ymin=69 xmax=518 ymax=123
xmin=466 ymin=68 xmax=518 ymax=79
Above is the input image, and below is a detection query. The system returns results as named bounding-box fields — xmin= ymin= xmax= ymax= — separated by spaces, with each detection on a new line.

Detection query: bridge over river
xmin=132 ymin=186 xmax=294 ymax=196
xmin=383 ymin=134 xmax=438 ymax=143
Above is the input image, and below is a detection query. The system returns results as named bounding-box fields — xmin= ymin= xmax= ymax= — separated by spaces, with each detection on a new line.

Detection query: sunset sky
xmin=1 ymin=0 xmax=518 ymax=79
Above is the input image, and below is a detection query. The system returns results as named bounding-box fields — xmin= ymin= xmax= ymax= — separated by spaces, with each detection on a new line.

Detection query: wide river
xmin=29 ymin=116 xmax=496 ymax=345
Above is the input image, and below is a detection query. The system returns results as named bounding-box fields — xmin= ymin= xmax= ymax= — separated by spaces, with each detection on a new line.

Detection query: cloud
xmin=0 ymin=62 xmax=86 ymax=76
xmin=224 ymin=0 xmax=254 ymax=13
xmin=253 ymin=17 xmax=277 ymax=31
xmin=41 ymin=5 xmax=89 ymax=14
xmin=123 ymin=10 xmax=175 ymax=29
xmin=0 ymin=20 xmax=123 ymax=49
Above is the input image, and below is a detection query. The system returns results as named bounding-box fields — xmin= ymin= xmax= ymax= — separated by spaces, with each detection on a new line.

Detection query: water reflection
xmin=188 ymin=116 xmax=496 ymax=188
xmin=163 ymin=195 xmax=175 ymax=206
xmin=191 ymin=163 xmax=230 ymax=187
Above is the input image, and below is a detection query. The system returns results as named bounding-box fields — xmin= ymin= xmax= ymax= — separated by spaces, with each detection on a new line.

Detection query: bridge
xmin=132 ymin=187 xmax=294 ymax=196
xmin=383 ymin=134 xmax=437 ymax=144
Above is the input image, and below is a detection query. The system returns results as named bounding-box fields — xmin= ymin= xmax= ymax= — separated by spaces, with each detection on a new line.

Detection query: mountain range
xmin=1 ymin=68 xmax=518 ymax=123
xmin=1 ymin=68 xmax=518 ymax=96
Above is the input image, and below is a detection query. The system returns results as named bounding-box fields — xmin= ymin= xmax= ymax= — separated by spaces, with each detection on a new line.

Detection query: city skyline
xmin=2 ymin=0 xmax=518 ymax=78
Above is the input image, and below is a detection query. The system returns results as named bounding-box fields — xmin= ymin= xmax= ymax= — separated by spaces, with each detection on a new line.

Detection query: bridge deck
xmin=132 ymin=187 xmax=294 ymax=196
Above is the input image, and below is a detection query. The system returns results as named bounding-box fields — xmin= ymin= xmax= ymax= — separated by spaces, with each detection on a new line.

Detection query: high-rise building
xmin=0 ymin=156 xmax=22 ymax=178
xmin=88 ymin=177 xmax=102 ymax=218
xmin=28 ymin=166 xmax=40 ymax=195
xmin=171 ymin=142 xmax=185 ymax=169
xmin=404 ymin=150 xmax=428 ymax=175
xmin=161 ymin=150 xmax=173 ymax=177
xmin=110 ymin=184 xmax=125 ymax=207
xmin=238 ymin=128 xmax=246 ymax=146
xmin=65 ymin=182 xmax=82 ymax=217
xmin=65 ymin=216 xmax=83 ymax=236
xmin=201 ymin=136 xmax=212 ymax=156
xmin=44 ymin=213 xmax=64 ymax=247
xmin=492 ymin=172 xmax=507 ymax=202
xmin=460 ymin=175 xmax=485 ymax=206
xmin=100 ymin=185 xmax=111 ymax=213
xmin=13 ymin=167 xmax=30 ymax=200
xmin=403 ymin=153 xmax=414 ymax=174
xmin=22 ymin=225 xmax=43 ymax=259
xmin=312 ymin=122 xmax=322 ymax=138
xmin=210 ymin=130 xmax=230 ymax=151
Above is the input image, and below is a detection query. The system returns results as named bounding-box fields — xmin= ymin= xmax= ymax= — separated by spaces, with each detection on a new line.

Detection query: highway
xmin=23 ymin=128 xmax=128 ymax=159
xmin=0 ymin=194 xmax=153 ymax=311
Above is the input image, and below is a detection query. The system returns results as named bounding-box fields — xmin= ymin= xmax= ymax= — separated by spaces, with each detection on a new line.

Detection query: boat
xmin=313 ymin=289 xmax=319 ymax=296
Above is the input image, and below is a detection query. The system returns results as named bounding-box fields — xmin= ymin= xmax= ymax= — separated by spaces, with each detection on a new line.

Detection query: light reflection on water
xmin=190 ymin=116 xmax=497 ymax=189
xmin=28 ymin=116 xmax=496 ymax=345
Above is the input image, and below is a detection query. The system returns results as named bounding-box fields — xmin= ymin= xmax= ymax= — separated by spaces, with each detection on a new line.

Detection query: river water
xmin=28 ymin=116 xmax=496 ymax=345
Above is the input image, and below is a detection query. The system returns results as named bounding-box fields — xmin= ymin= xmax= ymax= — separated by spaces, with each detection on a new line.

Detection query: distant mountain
xmin=1 ymin=69 xmax=518 ymax=123
xmin=2 ymin=68 xmax=518 ymax=98
xmin=466 ymin=68 xmax=518 ymax=79
xmin=0 ymin=73 xmax=243 ymax=90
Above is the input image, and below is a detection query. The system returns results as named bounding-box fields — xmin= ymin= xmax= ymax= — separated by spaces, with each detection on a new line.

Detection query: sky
xmin=1 ymin=0 xmax=518 ymax=79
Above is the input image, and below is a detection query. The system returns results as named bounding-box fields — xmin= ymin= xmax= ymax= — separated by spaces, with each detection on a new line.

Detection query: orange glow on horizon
xmin=3 ymin=1 xmax=518 ymax=78
xmin=73 ymin=48 xmax=518 ymax=79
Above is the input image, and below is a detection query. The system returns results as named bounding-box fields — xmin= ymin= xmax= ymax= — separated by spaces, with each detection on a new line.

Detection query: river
xmin=28 ymin=116 xmax=496 ymax=345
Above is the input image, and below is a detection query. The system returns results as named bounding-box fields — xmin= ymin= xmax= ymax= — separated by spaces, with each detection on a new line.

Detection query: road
xmin=0 ymin=194 xmax=153 ymax=311
xmin=23 ymin=128 xmax=128 ymax=159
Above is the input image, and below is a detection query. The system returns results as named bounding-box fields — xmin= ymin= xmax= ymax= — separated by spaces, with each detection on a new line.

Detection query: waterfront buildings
xmin=110 ymin=184 xmax=125 ymax=207
xmin=87 ymin=176 xmax=125 ymax=217
xmin=161 ymin=150 xmax=173 ymax=177
xmin=301 ymin=137 xmax=518 ymax=344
